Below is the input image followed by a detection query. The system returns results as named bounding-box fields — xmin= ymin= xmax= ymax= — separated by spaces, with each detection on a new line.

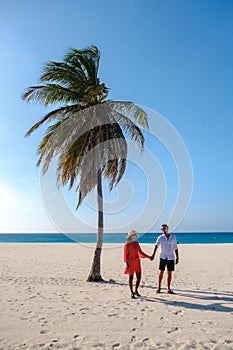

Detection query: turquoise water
xmin=0 ymin=232 xmax=233 ymax=244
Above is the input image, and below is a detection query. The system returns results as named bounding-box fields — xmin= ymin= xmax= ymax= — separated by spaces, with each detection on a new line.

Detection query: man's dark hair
xmin=161 ymin=224 xmax=168 ymax=228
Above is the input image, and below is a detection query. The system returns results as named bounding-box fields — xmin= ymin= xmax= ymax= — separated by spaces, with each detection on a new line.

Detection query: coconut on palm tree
xmin=22 ymin=46 xmax=148 ymax=281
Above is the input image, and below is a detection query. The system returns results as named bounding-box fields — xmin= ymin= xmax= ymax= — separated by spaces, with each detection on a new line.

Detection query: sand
xmin=0 ymin=243 xmax=233 ymax=350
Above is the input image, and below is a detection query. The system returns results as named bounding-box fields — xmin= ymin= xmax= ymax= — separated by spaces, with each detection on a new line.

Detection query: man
xmin=151 ymin=224 xmax=179 ymax=294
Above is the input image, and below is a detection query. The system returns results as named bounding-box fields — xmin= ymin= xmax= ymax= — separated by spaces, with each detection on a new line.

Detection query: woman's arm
xmin=137 ymin=243 xmax=150 ymax=259
xmin=123 ymin=244 xmax=129 ymax=267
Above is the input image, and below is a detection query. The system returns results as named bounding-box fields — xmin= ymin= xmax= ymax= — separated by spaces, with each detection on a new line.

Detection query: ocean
xmin=0 ymin=232 xmax=233 ymax=244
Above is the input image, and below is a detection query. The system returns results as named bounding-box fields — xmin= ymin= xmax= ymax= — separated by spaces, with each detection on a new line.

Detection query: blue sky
xmin=0 ymin=0 xmax=232 ymax=233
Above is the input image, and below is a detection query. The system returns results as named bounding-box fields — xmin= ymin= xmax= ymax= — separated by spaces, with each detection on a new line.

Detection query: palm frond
xmin=37 ymin=110 xmax=90 ymax=175
xmin=22 ymin=84 xmax=81 ymax=106
xmin=110 ymin=109 xmax=145 ymax=150
xmin=40 ymin=61 xmax=87 ymax=91
xmin=55 ymin=119 xmax=127 ymax=206
xmin=25 ymin=104 xmax=81 ymax=137
xmin=106 ymin=101 xmax=149 ymax=129
xmin=64 ymin=46 xmax=100 ymax=84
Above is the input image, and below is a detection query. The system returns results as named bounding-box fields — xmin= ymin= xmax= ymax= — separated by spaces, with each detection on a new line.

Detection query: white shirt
xmin=155 ymin=234 xmax=178 ymax=260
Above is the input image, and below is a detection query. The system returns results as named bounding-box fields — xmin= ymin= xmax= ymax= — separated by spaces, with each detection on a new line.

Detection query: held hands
xmin=150 ymin=247 xmax=156 ymax=261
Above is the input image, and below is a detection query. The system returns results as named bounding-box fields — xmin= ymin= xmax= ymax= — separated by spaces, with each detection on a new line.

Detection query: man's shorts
xmin=159 ymin=258 xmax=175 ymax=272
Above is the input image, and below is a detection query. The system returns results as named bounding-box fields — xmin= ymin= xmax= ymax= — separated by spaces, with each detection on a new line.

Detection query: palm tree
xmin=22 ymin=46 xmax=148 ymax=281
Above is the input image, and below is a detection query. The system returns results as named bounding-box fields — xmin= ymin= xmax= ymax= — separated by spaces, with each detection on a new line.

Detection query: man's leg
xmin=157 ymin=270 xmax=164 ymax=292
xmin=157 ymin=258 xmax=166 ymax=292
xmin=167 ymin=271 xmax=172 ymax=291
xmin=167 ymin=260 xmax=175 ymax=293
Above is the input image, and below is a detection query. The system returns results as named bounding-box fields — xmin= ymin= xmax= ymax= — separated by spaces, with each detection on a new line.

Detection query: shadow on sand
xmin=100 ymin=280 xmax=233 ymax=313
xmin=140 ymin=288 xmax=233 ymax=313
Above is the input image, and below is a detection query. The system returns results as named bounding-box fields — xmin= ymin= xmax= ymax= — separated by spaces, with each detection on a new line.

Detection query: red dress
xmin=123 ymin=241 xmax=149 ymax=275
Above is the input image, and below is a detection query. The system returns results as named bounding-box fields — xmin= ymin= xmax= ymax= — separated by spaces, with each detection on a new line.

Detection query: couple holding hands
xmin=124 ymin=224 xmax=179 ymax=299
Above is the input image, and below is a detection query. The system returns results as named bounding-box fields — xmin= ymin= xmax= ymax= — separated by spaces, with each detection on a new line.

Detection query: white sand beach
xmin=0 ymin=243 xmax=233 ymax=350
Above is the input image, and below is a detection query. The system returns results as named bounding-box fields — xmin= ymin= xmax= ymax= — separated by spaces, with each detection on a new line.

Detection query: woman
xmin=124 ymin=230 xmax=152 ymax=299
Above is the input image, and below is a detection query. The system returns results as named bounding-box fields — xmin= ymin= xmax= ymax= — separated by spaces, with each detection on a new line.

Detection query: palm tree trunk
xmin=87 ymin=167 xmax=104 ymax=281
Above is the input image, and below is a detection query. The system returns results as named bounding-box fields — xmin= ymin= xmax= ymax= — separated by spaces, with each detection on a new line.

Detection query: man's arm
xmin=174 ymin=236 xmax=179 ymax=264
xmin=151 ymin=245 xmax=158 ymax=260
xmin=175 ymin=248 xmax=179 ymax=264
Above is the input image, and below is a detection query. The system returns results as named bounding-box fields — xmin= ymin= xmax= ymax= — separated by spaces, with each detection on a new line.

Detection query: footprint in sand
xmin=130 ymin=328 xmax=137 ymax=333
xmin=174 ymin=310 xmax=182 ymax=315
xmin=107 ymin=313 xmax=118 ymax=317
xmin=28 ymin=295 xmax=36 ymax=300
xmin=167 ymin=327 xmax=179 ymax=334
xmin=143 ymin=338 xmax=149 ymax=344
xmin=35 ymin=343 xmax=45 ymax=348
xmin=79 ymin=307 xmax=89 ymax=312
xmin=130 ymin=335 xmax=136 ymax=343
xmin=92 ymin=342 xmax=105 ymax=348
xmin=65 ymin=312 xmax=75 ymax=317
xmin=201 ymin=328 xmax=208 ymax=333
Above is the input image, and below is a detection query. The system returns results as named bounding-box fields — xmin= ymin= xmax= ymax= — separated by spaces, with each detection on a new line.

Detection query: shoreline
xmin=1 ymin=232 xmax=233 ymax=245
xmin=1 ymin=242 xmax=233 ymax=246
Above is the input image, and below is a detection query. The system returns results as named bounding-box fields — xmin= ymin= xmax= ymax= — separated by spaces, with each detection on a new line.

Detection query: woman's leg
xmin=129 ymin=274 xmax=134 ymax=295
xmin=135 ymin=271 xmax=141 ymax=295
